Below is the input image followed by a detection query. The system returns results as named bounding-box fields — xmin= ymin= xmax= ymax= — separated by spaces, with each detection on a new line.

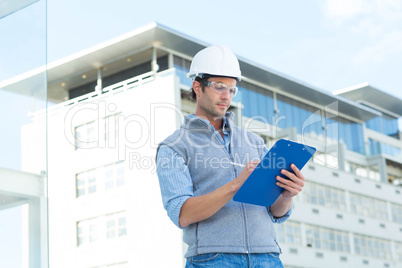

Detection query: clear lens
xmin=208 ymin=81 xmax=237 ymax=97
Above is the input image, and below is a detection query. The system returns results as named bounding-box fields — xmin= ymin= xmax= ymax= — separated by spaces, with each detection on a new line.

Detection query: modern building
xmin=1 ymin=22 xmax=401 ymax=268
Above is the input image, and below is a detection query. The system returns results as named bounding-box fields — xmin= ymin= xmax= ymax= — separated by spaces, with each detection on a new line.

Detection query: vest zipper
xmin=209 ymin=124 xmax=250 ymax=254
xmin=240 ymin=203 xmax=249 ymax=253
xmin=195 ymin=222 xmax=199 ymax=255
xmin=194 ymin=117 xmax=251 ymax=252
xmin=274 ymin=239 xmax=282 ymax=254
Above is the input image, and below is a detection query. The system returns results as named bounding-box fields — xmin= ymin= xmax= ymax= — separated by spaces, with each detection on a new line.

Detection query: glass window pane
xmin=118 ymin=228 xmax=127 ymax=237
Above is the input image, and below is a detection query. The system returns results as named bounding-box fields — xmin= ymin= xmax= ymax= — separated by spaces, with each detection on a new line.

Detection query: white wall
xmin=22 ymin=72 xmax=184 ymax=268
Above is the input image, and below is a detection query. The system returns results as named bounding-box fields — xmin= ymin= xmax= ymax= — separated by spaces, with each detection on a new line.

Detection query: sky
xmin=1 ymin=0 xmax=401 ymax=100
xmin=2 ymin=0 xmax=402 ymax=100
xmin=1 ymin=0 xmax=402 ymax=266
xmin=50 ymin=0 xmax=402 ymax=100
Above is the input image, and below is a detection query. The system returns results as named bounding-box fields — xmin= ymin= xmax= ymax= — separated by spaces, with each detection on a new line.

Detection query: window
xmin=298 ymin=181 xmax=346 ymax=211
xmin=173 ymin=55 xmax=192 ymax=87
xmin=381 ymin=114 xmax=399 ymax=136
xmin=103 ymin=114 xmax=119 ymax=146
xmin=353 ymin=234 xmax=392 ymax=260
xmin=106 ymin=212 xmax=127 ymax=239
xmin=76 ymin=169 xmax=97 ymax=197
xmin=345 ymin=162 xmax=381 ymax=182
xmin=76 ymin=161 xmax=126 ymax=198
xmin=305 ymin=224 xmax=350 ymax=253
xmin=369 ymin=138 xmax=401 ymax=158
xmin=395 ymin=241 xmax=402 ymax=262
xmin=368 ymin=167 xmax=381 ymax=181
xmin=365 ymin=114 xmax=399 ymax=137
xmin=312 ymin=151 xmax=339 ymax=169
xmin=350 ymin=192 xmax=388 ymax=221
xmin=275 ymin=94 xmax=366 ymax=155
xmin=69 ymin=80 xmax=97 ymax=99
xmin=77 ymin=217 xmax=98 ymax=246
xmin=391 ymin=203 xmax=402 ymax=224
xmin=275 ymin=221 xmax=302 ymax=246
xmin=237 ymin=82 xmax=275 ymax=124
xmin=312 ymin=152 xmax=326 ymax=166
xmin=276 ymin=94 xmax=323 ymax=139
xmin=104 ymin=162 xmax=125 ymax=190
xmin=325 ymin=114 xmax=365 ymax=155
xmin=75 ymin=120 xmax=97 ymax=149
xmin=388 ymin=174 xmax=402 ymax=187
xmin=75 ymin=114 xmax=120 ymax=150
xmin=77 ymin=212 xmax=127 ymax=247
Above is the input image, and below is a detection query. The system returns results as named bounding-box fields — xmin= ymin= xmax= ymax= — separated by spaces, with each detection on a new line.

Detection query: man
xmin=156 ymin=45 xmax=305 ymax=267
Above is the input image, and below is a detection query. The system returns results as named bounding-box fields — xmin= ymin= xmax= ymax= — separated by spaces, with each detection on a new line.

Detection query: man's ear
xmin=193 ymin=80 xmax=202 ymax=95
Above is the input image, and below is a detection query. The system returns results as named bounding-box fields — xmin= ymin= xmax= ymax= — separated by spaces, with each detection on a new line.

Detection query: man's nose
xmin=221 ymin=89 xmax=231 ymax=100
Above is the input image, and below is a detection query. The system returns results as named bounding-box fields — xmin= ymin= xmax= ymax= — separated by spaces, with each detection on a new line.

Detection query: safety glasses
xmin=201 ymin=80 xmax=238 ymax=97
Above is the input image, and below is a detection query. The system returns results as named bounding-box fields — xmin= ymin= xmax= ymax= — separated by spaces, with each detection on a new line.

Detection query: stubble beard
xmin=197 ymin=91 xmax=230 ymax=120
xmin=210 ymin=101 xmax=229 ymax=120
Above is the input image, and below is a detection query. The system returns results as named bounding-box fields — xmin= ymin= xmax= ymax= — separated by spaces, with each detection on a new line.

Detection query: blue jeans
xmin=185 ymin=253 xmax=284 ymax=268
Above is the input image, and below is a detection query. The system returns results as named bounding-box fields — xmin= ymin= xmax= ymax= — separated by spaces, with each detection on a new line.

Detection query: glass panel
xmin=299 ymin=181 xmax=347 ymax=211
xmin=366 ymin=114 xmax=399 ymax=136
xmin=366 ymin=116 xmax=382 ymax=133
xmin=238 ymin=82 xmax=275 ymax=125
xmin=304 ymin=224 xmax=350 ymax=253
xmin=0 ymin=1 xmax=47 ymax=267
xmin=274 ymin=221 xmax=301 ymax=246
xmin=391 ymin=203 xmax=402 ymax=224
xmin=276 ymin=94 xmax=323 ymax=139
xmin=380 ymin=142 xmax=401 ymax=157
xmin=326 ymin=115 xmax=365 ymax=154
xmin=173 ymin=56 xmax=192 ymax=87
xmin=369 ymin=138 xmax=402 ymax=158
xmin=353 ymin=234 xmax=393 ymax=260
xmin=381 ymin=115 xmax=399 ymax=136
xmin=349 ymin=192 xmax=388 ymax=220
xmin=396 ymin=242 xmax=402 ymax=262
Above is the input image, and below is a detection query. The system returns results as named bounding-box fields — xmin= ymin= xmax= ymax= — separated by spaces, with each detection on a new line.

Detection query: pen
xmin=230 ymin=162 xmax=245 ymax=167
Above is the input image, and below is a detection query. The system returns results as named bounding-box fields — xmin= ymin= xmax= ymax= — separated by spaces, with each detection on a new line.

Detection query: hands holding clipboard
xmin=233 ymin=139 xmax=316 ymax=207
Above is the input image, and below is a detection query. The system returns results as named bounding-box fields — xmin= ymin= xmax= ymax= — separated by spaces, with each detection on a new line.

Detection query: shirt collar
xmin=222 ymin=116 xmax=229 ymax=133
xmin=188 ymin=112 xmax=232 ymax=132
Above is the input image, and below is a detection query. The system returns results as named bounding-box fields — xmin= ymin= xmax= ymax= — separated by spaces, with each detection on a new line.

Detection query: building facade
xmin=3 ymin=23 xmax=402 ymax=267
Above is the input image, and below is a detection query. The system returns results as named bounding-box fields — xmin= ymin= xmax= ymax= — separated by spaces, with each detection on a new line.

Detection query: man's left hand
xmin=276 ymin=164 xmax=305 ymax=199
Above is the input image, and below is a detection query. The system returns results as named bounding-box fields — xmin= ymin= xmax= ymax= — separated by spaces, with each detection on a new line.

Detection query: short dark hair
xmin=191 ymin=76 xmax=206 ymax=101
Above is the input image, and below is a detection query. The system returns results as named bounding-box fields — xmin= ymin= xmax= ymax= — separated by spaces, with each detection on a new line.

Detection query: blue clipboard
xmin=233 ymin=139 xmax=316 ymax=207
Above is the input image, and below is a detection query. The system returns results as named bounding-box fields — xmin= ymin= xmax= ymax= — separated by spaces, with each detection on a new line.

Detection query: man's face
xmin=194 ymin=77 xmax=236 ymax=120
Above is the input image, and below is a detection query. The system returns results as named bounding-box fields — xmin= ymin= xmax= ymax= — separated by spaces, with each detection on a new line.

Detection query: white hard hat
xmin=187 ymin=45 xmax=241 ymax=81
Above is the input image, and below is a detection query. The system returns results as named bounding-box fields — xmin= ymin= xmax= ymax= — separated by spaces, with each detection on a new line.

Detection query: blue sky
xmin=1 ymin=0 xmax=402 ymax=266
xmin=1 ymin=0 xmax=401 ymax=101
xmin=46 ymin=0 xmax=402 ymax=102
xmin=2 ymin=0 xmax=402 ymax=101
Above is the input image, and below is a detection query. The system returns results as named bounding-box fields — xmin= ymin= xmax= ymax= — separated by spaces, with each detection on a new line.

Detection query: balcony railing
xmin=29 ymin=69 xmax=175 ymax=121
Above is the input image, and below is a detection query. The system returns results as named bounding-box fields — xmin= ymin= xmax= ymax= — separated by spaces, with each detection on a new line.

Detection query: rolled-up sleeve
xmin=261 ymin=145 xmax=293 ymax=223
xmin=267 ymin=205 xmax=293 ymax=223
xmin=156 ymin=145 xmax=193 ymax=229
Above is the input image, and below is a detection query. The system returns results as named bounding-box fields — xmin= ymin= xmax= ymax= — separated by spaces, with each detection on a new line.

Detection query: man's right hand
xmin=231 ymin=161 xmax=260 ymax=192
xmin=178 ymin=160 xmax=260 ymax=228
